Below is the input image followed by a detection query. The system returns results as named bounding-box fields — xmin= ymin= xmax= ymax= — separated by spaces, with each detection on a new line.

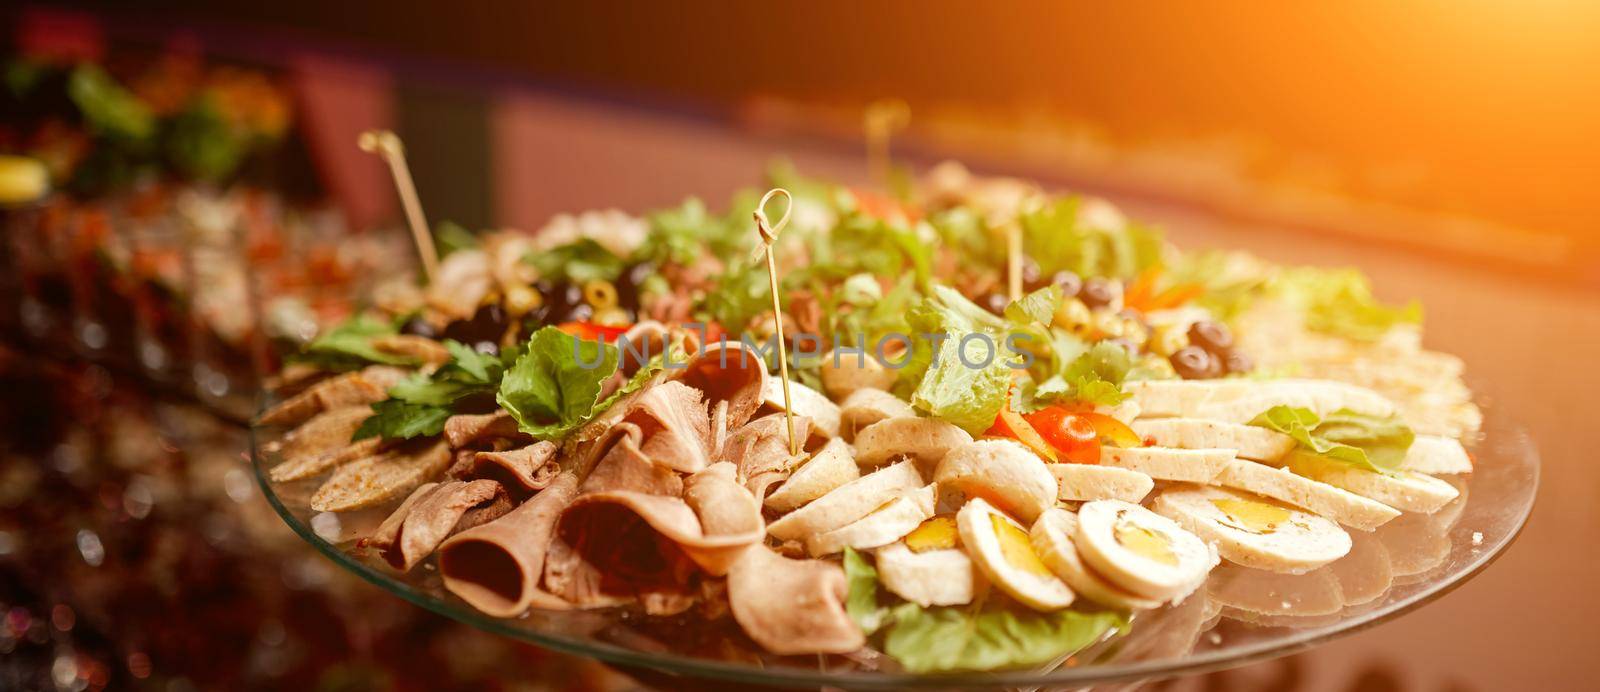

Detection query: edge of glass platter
xmin=251 ymin=395 xmax=1537 ymax=690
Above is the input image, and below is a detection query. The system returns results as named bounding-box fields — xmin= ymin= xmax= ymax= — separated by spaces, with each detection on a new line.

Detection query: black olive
xmin=546 ymin=282 xmax=582 ymax=314
xmin=1020 ymin=258 xmax=1044 ymax=291
xmin=1104 ymin=337 xmax=1139 ymax=355
xmin=1170 ymin=346 xmax=1221 ymax=379
xmin=978 ymin=292 xmax=1010 ymax=316
xmin=616 ymin=262 xmax=655 ymax=310
xmin=443 ymin=303 xmax=511 ymax=345
xmin=1051 ymin=270 xmax=1083 ymax=298
xmin=1222 ymin=350 xmax=1254 ymax=374
xmin=560 ymin=302 xmax=595 ymax=323
xmin=400 ymin=315 xmax=437 ymax=338
xmin=1080 ymin=277 xmax=1115 ymax=308
xmin=1188 ymin=320 xmax=1234 ymax=352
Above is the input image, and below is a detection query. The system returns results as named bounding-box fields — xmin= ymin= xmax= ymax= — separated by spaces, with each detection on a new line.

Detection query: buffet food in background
xmin=0 ymin=48 xmax=415 ymax=417
xmin=257 ymin=161 xmax=1480 ymax=674
xmin=0 ymin=347 xmax=627 ymax=691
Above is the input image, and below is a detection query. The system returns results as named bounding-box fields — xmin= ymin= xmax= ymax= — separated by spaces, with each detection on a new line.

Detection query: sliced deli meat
xmin=875 ymin=543 xmax=983 ymax=607
xmin=438 ymin=472 xmax=579 ymax=617
xmin=367 ymin=479 xmax=507 ymax=571
xmin=1215 ymin=459 xmax=1400 ymax=531
xmin=467 ymin=441 xmax=560 ymax=497
xmin=1284 ymin=453 xmax=1459 ymax=514
xmin=259 ymin=366 xmax=406 ymax=426
xmin=310 ymin=439 xmax=452 ymax=512
xmin=766 ymin=460 xmax=923 ymax=541
xmin=853 ymin=416 xmax=973 ymax=470
xmin=727 ymin=545 xmax=864 ymax=655
xmin=1130 ymin=418 xmax=1296 ymax=462
xmin=1125 ymin=379 xmax=1396 ymax=424
xmin=1399 ymin=435 xmax=1474 ymax=475
xmin=804 ymin=484 xmax=936 ymax=557
xmin=1048 ymin=463 xmax=1156 ymax=503
xmin=763 ymin=438 xmax=859 ymax=512
xmin=1099 ymin=447 xmax=1233 ymax=483
xmin=763 ymin=377 xmax=841 ymax=441
xmin=838 ymin=388 xmax=916 ymax=441
xmin=935 ymin=439 xmax=1058 ymax=523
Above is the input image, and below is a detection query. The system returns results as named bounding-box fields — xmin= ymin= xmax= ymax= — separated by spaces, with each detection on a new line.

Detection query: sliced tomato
xmin=1023 ymin=407 xmax=1101 ymax=464
xmin=986 ymin=406 xmax=1058 ymax=462
xmin=849 ymin=187 xmax=922 ymax=224
xmin=1144 ymin=283 xmax=1205 ymax=311
xmin=1075 ymin=411 xmax=1142 ymax=448
xmin=558 ymin=321 xmax=629 ymax=342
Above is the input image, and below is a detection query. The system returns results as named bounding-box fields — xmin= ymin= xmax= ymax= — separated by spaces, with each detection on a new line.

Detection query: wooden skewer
xmin=863 ymin=99 xmax=910 ymax=188
xmin=753 ymin=188 xmax=800 ymax=456
xmin=359 ymin=130 xmax=438 ymax=283
xmin=1007 ymin=221 xmax=1023 ymax=301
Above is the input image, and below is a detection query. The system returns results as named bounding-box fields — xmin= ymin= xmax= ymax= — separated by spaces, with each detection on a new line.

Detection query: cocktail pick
xmin=863 ymin=99 xmax=910 ymax=188
xmin=359 ymin=130 xmax=439 ymax=283
xmin=1007 ymin=221 xmax=1023 ymax=301
xmin=752 ymin=187 xmax=800 ymax=456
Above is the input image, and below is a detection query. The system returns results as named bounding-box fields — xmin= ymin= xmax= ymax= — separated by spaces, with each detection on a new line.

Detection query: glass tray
xmin=251 ymin=402 xmax=1537 ymax=690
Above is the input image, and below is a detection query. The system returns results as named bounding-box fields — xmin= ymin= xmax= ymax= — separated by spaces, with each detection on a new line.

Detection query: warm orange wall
xmin=47 ymin=1 xmax=1600 ymax=241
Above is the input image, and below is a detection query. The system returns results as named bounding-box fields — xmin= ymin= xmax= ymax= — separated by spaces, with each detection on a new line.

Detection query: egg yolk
xmin=905 ymin=515 xmax=959 ymax=553
xmin=1211 ymin=498 xmax=1291 ymax=534
xmin=991 ymin=514 xmax=1054 ymax=577
xmin=1114 ymin=519 xmax=1179 ymax=566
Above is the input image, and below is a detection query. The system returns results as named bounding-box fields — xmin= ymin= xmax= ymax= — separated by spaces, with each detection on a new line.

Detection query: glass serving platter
xmin=251 ymin=401 xmax=1537 ymax=690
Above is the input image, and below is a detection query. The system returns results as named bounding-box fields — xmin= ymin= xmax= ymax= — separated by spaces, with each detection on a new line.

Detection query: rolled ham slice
xmin=727 ymin=545 xmax=864 ymax=655
xmin=580 ymin=423 xmax=683 ymax=497
xmin=443 ymin=411 xmax=522 ymax=449
xmin=676 ymin=342 xmax=766 ymax=433
xmin=467 ymin=441 xmax=561 ymax=498
xmin=622 ymin=381 xmax=712 ymax=473
xmin=439 ymin=472 xmax=579 ymax=617
xmin=366 ymin=479 xmax=508 ymax=571
xmin=723 ymin=412 xmax=811 ymax=497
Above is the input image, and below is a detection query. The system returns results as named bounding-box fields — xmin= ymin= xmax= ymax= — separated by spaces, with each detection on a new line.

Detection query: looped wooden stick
xmin=752 ymin=187 xmax=793 ymax=250
xmin=752 ymin=187 xmax=800 ymax=456
xmin=360 ymin=129 xmax=438 ymax=282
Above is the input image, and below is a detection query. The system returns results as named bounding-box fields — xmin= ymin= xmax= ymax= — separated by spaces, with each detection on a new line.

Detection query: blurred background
xmin=1 ymin=2 xmax=1595 ymax=690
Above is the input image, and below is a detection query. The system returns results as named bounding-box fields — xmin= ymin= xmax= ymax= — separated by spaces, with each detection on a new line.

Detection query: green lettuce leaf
xmin=838 ymin=545 xmax=1126 ymax=673
xmin=843 ymin=547 xmax=891 ymax=636
xmin=354 ymin=340 xmax=507 ymax=441
xmin=497 ymin=327 xmax=620 ymax=440
xmin=1016 ymin=340 xmax=1133 ymax=412
xmin=434 ymin=220 xmax=479 ymax=257
xmin=296 ymin=314 xmax=417 ymax=370
xmin=527 ymin=239 xmax=626 ymax=284
xmin=900 ymin=288 xmax=1013 ymax=435
xmin=1019 ymin=197 xmax=1164 ymax=279
xmin=1248 ymin=405 xmax=1414 ymax=474
xmin=1004 ymin=285 xmax=1061 ymax=326
xmin=1271 ymin=267 xmax=1422 ymax=341
xmin=883 ymin=600 xmax=1126 ymax=674
xmin=68 ymin=65 xmax=155 ymax=143
xmin=353 ymin=399 xmax=452 ymax=441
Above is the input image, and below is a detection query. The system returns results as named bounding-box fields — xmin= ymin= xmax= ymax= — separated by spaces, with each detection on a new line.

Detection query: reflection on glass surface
xmin=253 ymin=401 xmax=1535 ymax=689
